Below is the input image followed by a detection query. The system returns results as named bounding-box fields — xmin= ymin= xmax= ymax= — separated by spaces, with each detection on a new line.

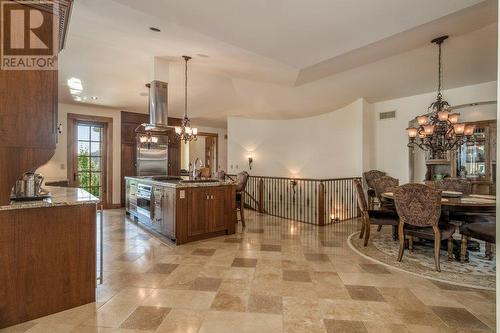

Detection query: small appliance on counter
xmin=10 ymin=172 xmax=51 ymax=201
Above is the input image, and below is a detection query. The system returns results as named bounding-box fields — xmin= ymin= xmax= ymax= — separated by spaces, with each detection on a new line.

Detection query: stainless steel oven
xmin=136 ymin=184 xmax=153 ymax=219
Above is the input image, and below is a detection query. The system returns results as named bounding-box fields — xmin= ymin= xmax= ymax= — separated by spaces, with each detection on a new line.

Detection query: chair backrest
xmin=372 ymin=176 xmax=399 ymax=201
xmin=216 ymin=170 xmax=226 ymax=180
xmin=363 ymin=170 xmax=386 ymax=189
xmin=434 ymin=178 xmax=472 ymax=195
xmin=354 ymin=179 xmax=368 ymax=215
xmin=393 ymin=183 xmax=442 ymax=227
xmin=236 ymin=171 xmax=249 ymax=192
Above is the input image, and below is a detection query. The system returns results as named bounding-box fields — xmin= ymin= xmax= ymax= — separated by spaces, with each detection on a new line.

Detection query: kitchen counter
xmin=124 ymin=176 xmax=235 ymax=188
xmin=0 ymin=186 xmax=99 ymax=211
xmin=125 ymin=176 xmax=236 ymax=244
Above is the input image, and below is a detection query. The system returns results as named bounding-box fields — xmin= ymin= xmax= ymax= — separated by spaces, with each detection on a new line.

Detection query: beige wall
xmin=227 ymin=99 xmax=365 ymax=178
xmin=37 ymin=103 xmax=122 ymax=205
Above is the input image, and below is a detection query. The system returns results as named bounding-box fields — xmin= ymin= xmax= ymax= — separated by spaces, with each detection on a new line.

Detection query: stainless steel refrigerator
xmin=136 ymin=133 xmax=168 ymax=176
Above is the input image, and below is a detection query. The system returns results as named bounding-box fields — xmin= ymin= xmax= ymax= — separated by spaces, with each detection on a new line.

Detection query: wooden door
xmin=168 ymin=130 xmax=181 ymax=176
xmin=121 ymin=143 xmax=136 ymax=205
xmin=68 ymin=115 xmax=113 ymax=207
xmin=209 ymin=187 xmax=227 ymax=232
xmin=187 ymin=188 xmax=209 ymax=237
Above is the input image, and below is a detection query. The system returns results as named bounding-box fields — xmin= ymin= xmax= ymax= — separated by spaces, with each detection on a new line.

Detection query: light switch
xmin=60 ymin=163 xmax=65 ymax=170
xmin=180 ymin=190 xmax=185 ymax=199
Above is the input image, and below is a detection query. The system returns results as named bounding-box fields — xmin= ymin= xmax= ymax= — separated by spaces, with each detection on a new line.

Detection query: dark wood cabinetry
xmin=176 ymin=185 xmax=236 ymax=244
xmin=0 ymin=203 xmax=96 ymax=328
xmin=120 ymin=111 xmax=182 ymax=206
xmin=0 ymin=0 xmax=73 ymax=205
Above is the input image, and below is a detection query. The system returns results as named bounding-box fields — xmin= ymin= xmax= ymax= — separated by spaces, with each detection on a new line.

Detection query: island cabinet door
xmin=187 ymin=188 xmax=209 ymax=237
xmin=209 ymin=188 xmax=228 ymax=232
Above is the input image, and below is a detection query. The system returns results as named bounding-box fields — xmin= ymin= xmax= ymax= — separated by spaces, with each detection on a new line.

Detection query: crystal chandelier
xmin=175 ymin=55 xmax=198 ymax=143
xmin=406 ymin=36 xmax=475 ymax=159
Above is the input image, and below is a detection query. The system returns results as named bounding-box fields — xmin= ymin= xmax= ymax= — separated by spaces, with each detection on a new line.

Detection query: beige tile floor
xmin=2 ymin=209 xmax=496 ymax=333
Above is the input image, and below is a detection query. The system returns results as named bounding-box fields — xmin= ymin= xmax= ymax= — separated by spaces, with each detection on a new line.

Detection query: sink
xmin=180 ymin=179 xmax=220 ymax=184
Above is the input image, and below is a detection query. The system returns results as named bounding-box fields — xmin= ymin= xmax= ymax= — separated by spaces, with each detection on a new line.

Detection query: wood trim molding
xmin=67 ymin=113 xmax=114 ymax=208
xmin=198 ymin=132 xmax=219 ymax=173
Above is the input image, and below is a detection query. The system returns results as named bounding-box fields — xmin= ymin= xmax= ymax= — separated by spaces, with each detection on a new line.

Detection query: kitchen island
xmin=0 ymin=186 xmax=98 ymax=328
xmin=125 ymin=176 xmax=236 ymax=244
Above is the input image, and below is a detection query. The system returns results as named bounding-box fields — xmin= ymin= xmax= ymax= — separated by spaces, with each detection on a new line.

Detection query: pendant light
xmin=175 ymin=55 xmax=198 ymax=143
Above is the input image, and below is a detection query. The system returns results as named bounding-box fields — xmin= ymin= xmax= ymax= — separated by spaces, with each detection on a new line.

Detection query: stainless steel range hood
xmin=143 ymin=80 xmax=168 ymax=131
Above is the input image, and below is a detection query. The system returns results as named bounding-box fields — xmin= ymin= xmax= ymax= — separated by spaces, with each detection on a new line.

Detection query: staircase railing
xmin=227 ymin=174 xmax=361 ymax=225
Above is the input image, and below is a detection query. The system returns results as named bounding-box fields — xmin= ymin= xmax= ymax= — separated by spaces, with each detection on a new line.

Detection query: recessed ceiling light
xmin=149 ymin=27 xmax=161 ymax=32
xmin=197 ymin=53 xmax=209 ymax=58
xmin=67 ymin=77 xmax=83 ymax=91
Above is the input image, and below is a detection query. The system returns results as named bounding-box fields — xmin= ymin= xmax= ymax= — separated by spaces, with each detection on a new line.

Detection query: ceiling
xmin=59 ymin=0 xmax=497 ymax=128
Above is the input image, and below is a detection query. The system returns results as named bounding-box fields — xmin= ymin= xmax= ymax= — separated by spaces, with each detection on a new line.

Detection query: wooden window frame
xmin=67 ymin=113 xmax=113 ymax=208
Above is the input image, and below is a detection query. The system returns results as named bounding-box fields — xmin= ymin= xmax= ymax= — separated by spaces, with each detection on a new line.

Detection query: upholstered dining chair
xmin=236 ymin=171 xmax=249 ymax=227
xmin=459 ymin=216 xmax=496 ymax=262
xmin=363 ymin=170 xmax=386 ymax=209
xmin=393 ymin=183 xmax=455 ymax=272
xmin=372 ymin=176 xmax=399 ymax=210
xmin=354 ymin=179 xmax=399 ymax=246
xmin=216 ymin=170 xmax=226 ymax=180
xmin=434 ymin=178 xmax=472 ymax=195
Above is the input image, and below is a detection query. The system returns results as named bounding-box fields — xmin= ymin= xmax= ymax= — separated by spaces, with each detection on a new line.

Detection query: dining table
xmin=381 ymin=191 xmax=496 ymax=261
xmin=381 ymin=192 xmax=496 ymax=214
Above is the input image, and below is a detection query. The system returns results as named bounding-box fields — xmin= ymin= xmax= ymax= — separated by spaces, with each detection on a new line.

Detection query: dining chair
xmin=354 ymin=179 xmax=399 ymax=246
xmin=434 ymin=178 xmax=472 ymax=195
xmin=372 ymin=176 xmax=399 ymax=210
xmin=393 ymin=183 xmax=455 ymax=272
xmin=459 ymin=216 xmax=496 ymax=262
xmin=235 ymin=171 xmax=249 ymax=227
xmin=363 ymin=170 xmax=386 ymax=209
xmin=216 ymin=170 xmax=226 ymax=180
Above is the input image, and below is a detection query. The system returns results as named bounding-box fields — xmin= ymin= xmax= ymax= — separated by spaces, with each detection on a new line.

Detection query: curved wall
xmin=227 ymin=99 xmax=366 ymax=178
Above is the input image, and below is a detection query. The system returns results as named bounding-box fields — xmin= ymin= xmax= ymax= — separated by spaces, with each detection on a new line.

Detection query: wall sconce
xmin=330 ymin=213 xmax=340 ymax=223
xmin=247 ymin=152 xmax=253 ymax=170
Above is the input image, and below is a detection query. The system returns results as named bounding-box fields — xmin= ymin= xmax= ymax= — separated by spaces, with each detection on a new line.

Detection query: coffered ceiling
xmin=59 ymin=0 xmax=497 ymax=127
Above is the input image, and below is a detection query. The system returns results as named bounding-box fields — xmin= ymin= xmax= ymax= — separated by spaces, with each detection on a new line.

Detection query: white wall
xmin=227 ymin=99 xmax=365 ymax=178
xmin=370 ymin=81 xmax=497 ymax=183
xmin=37 ymin=103 xmax=122 ymax=205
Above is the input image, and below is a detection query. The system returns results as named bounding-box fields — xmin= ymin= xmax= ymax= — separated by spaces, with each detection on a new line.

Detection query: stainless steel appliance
xmin=135 ymin=80 xmax=170 ymax=176
xmin=136 ymin=134 xmax=168 ymax=176
xmin=11 ymin=172 xmax=50 ymax=201
xmin=136 ymin=183 xmax=153 ymax=220
xmin=131 ymin=181 xmax=176 ymax=241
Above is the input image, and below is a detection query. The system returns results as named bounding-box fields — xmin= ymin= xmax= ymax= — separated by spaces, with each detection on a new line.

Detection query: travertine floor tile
xmin=142 ymin=289 xmax=216 ymax=310
xmin=119 ymin=306 xmax=170 ymax=330
xmin=155 ymin=308 xmax=206 ymax=333
xmin=198 ymin=311 xmax=282 ymax=333
xmin=3 ymin=209 xmax=495 ymax=332
xmin=323 ymin=319 xmax=367 ymax=333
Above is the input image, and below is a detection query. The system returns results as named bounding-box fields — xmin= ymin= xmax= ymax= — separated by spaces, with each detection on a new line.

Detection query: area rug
xmin=348 ymin=228 xmax=496 ymax=290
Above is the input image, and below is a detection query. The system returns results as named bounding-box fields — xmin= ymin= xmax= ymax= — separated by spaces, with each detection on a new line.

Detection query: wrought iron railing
xmin=227 ymin=174 xmax=361 ymax=225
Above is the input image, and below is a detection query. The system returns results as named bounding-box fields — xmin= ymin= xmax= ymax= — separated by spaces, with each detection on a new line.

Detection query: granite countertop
xmin=0 ymin=186 xmax=99 ymax=211
xmin=125 ymin=176 xmax=235 ymax=188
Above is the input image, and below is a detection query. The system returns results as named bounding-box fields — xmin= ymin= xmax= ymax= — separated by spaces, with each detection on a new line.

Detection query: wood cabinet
xmin=176 ymin=185 xmax=236 ymax=244
xmin=424 ymin=119 xmax=496 ymax=194
xmin=0 ymin=0 xmax=73 ymax=205
xmin=120 ymin=111 xmax=182 ymax=206
xmin=0 ymin=203 xmax=96 ymax=328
